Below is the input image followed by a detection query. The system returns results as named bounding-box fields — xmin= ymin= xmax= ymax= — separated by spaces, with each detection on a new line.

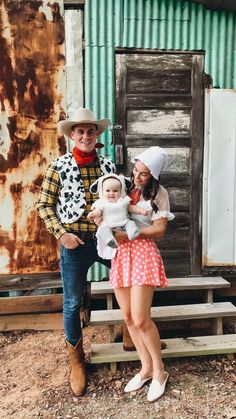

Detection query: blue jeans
xmin=60 ymin=239 xmax=110 ymax=346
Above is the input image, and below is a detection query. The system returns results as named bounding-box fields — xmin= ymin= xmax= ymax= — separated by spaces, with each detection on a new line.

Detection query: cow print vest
xmin=55 ymin=152 xmax=116 ymax=223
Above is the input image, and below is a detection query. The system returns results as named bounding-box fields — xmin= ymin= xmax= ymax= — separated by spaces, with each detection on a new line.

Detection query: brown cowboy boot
xmin=66 ymin=338 xmax=86 ymax=396
xmin=123 ymin=322 xmax=136 ymax=351
xmin=122 ymin=322 xmax=167 ymax=351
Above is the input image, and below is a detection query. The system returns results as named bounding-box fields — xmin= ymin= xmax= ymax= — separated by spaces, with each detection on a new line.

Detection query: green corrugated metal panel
xmin=85 ymin=0 xmax=235 ymax=87
xmin=85 ymin=0 xmax=235 ymax=149
xmin=87 ymin=262 xmax=109 ymax=282
xmin=84 ymin=0 xmax=236 ymax=157
xmin=84 ymin=0 xmax=236 ymax=281
xmin=85 ymin=46 xmax=115 ymax=161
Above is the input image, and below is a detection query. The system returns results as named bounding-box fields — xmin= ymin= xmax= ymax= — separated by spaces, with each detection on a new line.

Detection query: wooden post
xmin=204 ymin=289 xmax=213 ymax=303
xmin=109 ymin=325 xmax=115 ymax=343
xmin=107 ymin=294 xmax=113 ymax=310
xmin=212 ymin=317 xmax=223 ymax=335
xmin=106 ymin=293 xmax=115 ymax=343
xmin=110 ymin=362 xmax=117 ymax=373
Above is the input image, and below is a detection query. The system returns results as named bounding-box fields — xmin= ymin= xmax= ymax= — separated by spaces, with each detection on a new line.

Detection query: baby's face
xmin=102 ymin=178 xmax=121 ymax=202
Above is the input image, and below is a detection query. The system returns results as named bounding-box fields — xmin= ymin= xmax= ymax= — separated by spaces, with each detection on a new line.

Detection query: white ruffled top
xmin=130 ymin=185 xmax=175 ymax=229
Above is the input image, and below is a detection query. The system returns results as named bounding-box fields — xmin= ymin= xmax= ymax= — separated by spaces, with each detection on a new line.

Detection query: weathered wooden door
xmin=115 ymin=52 xmax=204 ymax=277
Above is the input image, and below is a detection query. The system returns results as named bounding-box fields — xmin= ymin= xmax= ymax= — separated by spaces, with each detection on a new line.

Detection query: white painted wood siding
xmin=65 ymin=9 xmax=83 ymax=151
xmin=203 ymin=89 xmax=236 ymax=266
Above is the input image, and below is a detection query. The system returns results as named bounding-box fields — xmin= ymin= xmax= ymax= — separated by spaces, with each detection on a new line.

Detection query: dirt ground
xmin=0 ymin=326 xmax=235 ymax=419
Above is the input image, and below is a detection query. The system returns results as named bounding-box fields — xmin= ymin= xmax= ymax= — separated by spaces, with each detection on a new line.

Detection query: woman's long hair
xmin=129 ymin=172 xmax=160 ymax=212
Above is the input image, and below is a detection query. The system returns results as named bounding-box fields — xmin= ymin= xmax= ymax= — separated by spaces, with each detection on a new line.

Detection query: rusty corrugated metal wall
xmin=0 ymin=0 xmax=66 ymax=274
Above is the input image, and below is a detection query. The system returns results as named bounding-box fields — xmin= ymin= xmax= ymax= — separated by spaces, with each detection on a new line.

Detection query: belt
xmin=79 ymin=231 xmax=96 ymax=241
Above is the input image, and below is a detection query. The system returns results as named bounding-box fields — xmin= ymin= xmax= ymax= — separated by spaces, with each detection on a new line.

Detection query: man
xmin=37 ymin=108 xmax=115 ymax=396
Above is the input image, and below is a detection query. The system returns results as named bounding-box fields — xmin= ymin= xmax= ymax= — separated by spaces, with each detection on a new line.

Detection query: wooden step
xmin=0 ymin=313 xmax=63 ymax=332
xmin=90 ymin=334 xmax=236 ymax=364
xmin=91 ymin=277 xmax=230 ymax=307
xmin=90 ymin=302 xmax=236 ymax=326
xmin=91 ymin=277 xmax=230 ymax=295
xmin=0 ymin=275 xmax=230 ymax=295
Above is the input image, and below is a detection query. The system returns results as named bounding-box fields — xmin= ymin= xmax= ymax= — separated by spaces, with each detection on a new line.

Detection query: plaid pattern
xmin=37 ymin=160 xmax=101 ymax=239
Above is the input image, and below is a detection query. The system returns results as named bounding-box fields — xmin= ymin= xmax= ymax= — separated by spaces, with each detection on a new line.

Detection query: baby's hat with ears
xmin=90 ymin=174 xmax=130 ymax=198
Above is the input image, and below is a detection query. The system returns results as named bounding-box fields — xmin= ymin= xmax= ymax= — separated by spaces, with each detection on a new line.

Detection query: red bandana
xmin=72 ymin=147 xmax=97 ymax=167
xmin=129 ymin=188 xmax=142 ymax=205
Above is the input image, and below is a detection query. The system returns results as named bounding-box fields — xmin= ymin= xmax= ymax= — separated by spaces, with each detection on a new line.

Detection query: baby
xmin=88 ymin=174 xmax=147 ymax=257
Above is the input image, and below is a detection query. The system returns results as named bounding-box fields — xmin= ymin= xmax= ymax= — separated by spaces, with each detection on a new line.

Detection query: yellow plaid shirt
xmin=37 ymin=159 xmax=101 ymax=239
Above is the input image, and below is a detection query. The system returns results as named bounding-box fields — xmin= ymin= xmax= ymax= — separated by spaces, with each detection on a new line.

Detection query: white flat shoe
xmin=124 ymin=373 xmax=152 ymax=393
xmin=147 ymin=372 xmax=169 ymax=402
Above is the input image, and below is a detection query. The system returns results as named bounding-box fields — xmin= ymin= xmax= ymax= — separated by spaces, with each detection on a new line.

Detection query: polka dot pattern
xmin=109 ymin=238 xmax=168 ymax=289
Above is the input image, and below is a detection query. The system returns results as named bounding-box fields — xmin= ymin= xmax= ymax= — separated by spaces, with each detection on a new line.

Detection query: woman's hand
xmin=113 ymin=229 xmax=128 ymax=242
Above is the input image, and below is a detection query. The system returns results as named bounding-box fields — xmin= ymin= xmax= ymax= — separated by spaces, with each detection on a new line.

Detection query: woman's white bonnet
xmin=132 ymin=146 xmax=168 ymax=180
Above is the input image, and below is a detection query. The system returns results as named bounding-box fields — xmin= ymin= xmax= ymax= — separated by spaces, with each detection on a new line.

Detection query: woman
xmin=109 ymin=146 xmax=174 ymax=402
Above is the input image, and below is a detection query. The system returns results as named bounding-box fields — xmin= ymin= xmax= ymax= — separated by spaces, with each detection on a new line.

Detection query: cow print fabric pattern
xmin=55 ymin=153 xmax=116 ymax=223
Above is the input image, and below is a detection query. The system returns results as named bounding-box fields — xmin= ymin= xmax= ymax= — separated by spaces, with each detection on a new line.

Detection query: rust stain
xmin=57 ymin=134 xmax=67 ymax=155
xmin=14 ymin=214 xmax=60 ymax=273
xmin=9 ymin=182 xmax=23 ymax=195
xmin=0 ymin=175 xmax=6 ymax=184
xmin=202 ymin=255 xmax=235 ymax=267
xmin=0 ymin=0 xmax=65 ymax=274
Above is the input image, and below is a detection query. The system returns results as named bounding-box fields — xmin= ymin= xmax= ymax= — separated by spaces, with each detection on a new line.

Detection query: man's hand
xmin=60 ymin=232 xmax=84 ymax=249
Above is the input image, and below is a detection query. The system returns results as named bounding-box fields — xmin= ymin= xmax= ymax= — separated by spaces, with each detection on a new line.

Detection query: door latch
xmin=112 ymin=124 xmax=124 ymax=165
xmin=112 ymin=124 xmax=123 ymax=130
xmin=115 ymin=144 xmax=124 ymax=165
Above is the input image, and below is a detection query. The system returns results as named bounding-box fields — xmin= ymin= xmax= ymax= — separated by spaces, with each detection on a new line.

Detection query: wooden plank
xmin=127 ymin=68 xmax=192 ymax=94
xmin=167 ymin=186 xmax=190 ymax=212
xmin=1 ymin=275 xmax=228 ymax=298
xmin=126 ymin=134 xmax=191 ymax=148
xmin=91 ymin=277 xmax=230 ymax=295
xmin=126 ymin=94 xmax=192 ymax=109
xmin=158 ymin=228 xmax=190 ymax=250
xmin=0 ymin=273 xmax=61 ymax=292
xmin=162 ymin=250 xmax=190 ymax=277
xmin=190 ymin=55 xmax=204 ymax=275
xmin=90 ymin=302 xmax=236 ymax=326
xmin=116 ymin=50 xmax=205 ymax=58
xmin=125 ymin=54 xmax=194 ymax=70
xmin=0 ymin=313 xmax=63 ymax=331
xmin=90 ymin=334 xmax=236 ymax=364
xmin=127 ymin=109 xmax=190 ymax=136
xmin=0 ymin=294 xmax=63 ymax=315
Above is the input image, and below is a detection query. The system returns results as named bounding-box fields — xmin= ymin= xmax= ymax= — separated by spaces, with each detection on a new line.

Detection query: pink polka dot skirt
xmin=109 ymin=238 xmax=168 ymax=289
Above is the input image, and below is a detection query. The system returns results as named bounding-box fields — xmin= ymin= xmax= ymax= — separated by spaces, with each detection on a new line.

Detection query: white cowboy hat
xmin=57 ymin=108 xmax=110 ymax=138
xmin=132 ymin=146 xmax=168 ymax=180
